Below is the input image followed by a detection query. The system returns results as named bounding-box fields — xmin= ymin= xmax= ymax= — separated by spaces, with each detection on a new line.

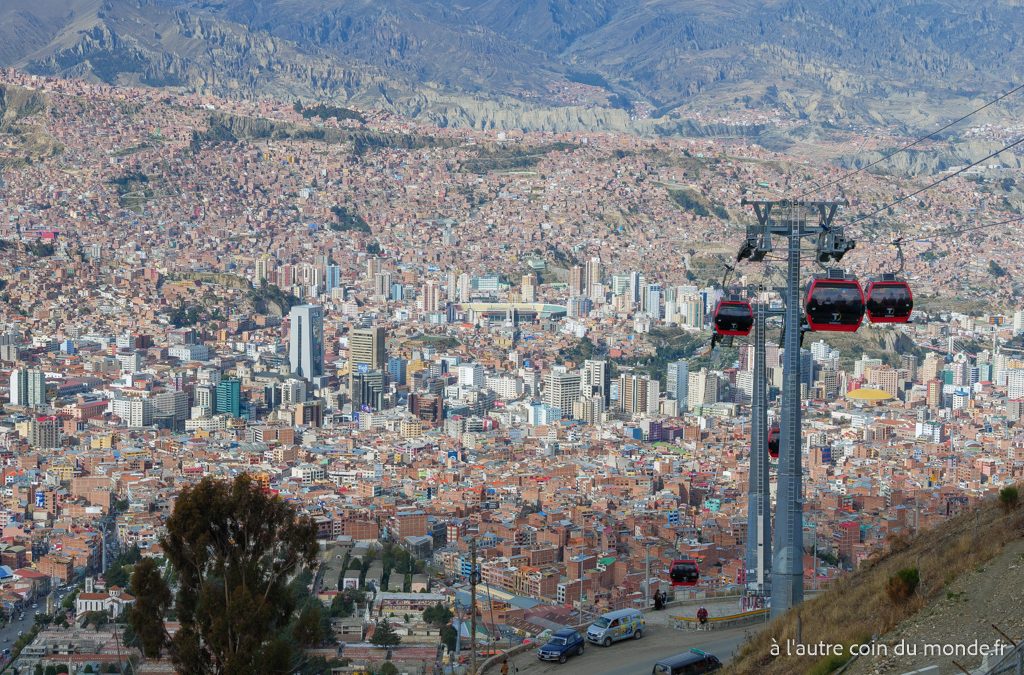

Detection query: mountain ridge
xmin=2 ymin=0 xmax=1024 ymax=135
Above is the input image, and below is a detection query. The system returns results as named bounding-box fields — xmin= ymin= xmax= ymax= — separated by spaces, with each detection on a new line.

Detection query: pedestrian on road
xmin=696 ymin=606 xmax=709 ymax=630
xmin=501 ymin=656 xmax=509 ymax=675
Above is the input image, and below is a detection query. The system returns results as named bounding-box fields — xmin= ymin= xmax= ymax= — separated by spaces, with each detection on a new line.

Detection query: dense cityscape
xmin=0 ymin=64 xmax=1022 ymax=675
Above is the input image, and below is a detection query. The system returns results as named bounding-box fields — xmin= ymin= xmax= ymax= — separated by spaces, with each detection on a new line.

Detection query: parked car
xmin=586 ymin=608 xmax=646 ymax=647
xmin=652 ymin=648 xmax=722 ymax=674
xmin=537 ymin=628 xmax=586 ymax=664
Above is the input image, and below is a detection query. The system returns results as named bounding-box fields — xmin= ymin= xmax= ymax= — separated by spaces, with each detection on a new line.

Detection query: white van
xmin=586 ymin=608 xmax=646 ymax=646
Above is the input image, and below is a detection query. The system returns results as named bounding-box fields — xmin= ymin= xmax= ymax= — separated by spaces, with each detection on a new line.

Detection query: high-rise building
xmin=1007 ymin=369 xmax=1024 ymax=400
xmin=387 ymin=357 xmax=408 ymax=386
xmin=666 ymin=360 xmax=689 ymax=405
xmin=255 ymin=255 xmax=272 ymax=283
xmin=366 ymin=257 xmax=382 ymax=284
xmin=582 ymin=360 xmax=609 ymax=400
xmin=521 ymin=274 xmax=536 ymax=303
xmin=111 ymin=397 xmax=154 ymax=428
xmin=688 ymin=368 xmax=719 ymax=410
xmin=216 ymin=379 xmax=242 ymax=418
xmin=921 ymin=353 xmax=942 ymax=384
xmin=458 ymin=363 xmax=485 ymax=388
xmin=568 ymin=266 xmax=585 ymax=297
xmin=644 ymin=284 xmax=662 ymax=319
xmin=926 ymin=378 xmax=944 ymax=409
xmin=611 ymin=274 xmax=631 ymax=297
xmin=325 ymin=264 xmax=341 ymax=293
xmin=153 ymin=391 xmax=189 ymax=431
xmin=289 ymin=305 xmax=325 ymax=381
xmin=350 ymin=326 xmax=386 ymax=371
xmin=544 ymin=367 xmax=581 ymax=417
xmin=868 ymin=366 xmax=901 ymax=399
xmin=9 ymin=368 xmax=45 ymax=408
xmin=900 ymin=354 xmax=918 ymax=382
xmin=422 ymin=280 xmax=442 ymax=313
xmin=28 ymin=416 xmax=61 ymax=449
xmin=585 ymin=257 xmax=602 ymax=295
xmin=351 ymin=369 xmax=388 ymax=411
xmin=681 ymin=297 xmax=705 ymax=329
xmin=618 ymin=374 xmax=659 ymax=416
xmin=629 ymin=272 xmax=643 ymax=304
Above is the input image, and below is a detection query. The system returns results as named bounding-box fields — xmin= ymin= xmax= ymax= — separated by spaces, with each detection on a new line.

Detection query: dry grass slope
xmin=725 ymin=484 xmax=1024 ymax=675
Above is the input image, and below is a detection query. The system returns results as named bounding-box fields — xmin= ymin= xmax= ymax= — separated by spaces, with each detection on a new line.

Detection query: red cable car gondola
xmin=670 ymin=559 xmax=700 ymax=587
xmin=767 ymin=424 xmax=780 ymax=459
xmin=713 ymin=299 xmax=754 ymax=336
xmin=804 ymin=272 xmax=865 ymax=332
xmin=864 ymin=273 xmax=913 ymax=324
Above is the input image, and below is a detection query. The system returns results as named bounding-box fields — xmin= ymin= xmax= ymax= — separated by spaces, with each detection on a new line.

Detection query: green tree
xmin=291 ymin=601 xmax=326 ymax=647
xmin=104 ymin=564 xmax=130 ymax=589
xmin=422 ymin=603 xmax=452 ymax=628
xmin=82 ymin=611 xmax=107 ymax=630
xmin=134 ymin=474 xmax=318 ymax=674
xmin=370 ymin=618 xmax=401 ymax=648
xmin=440 ymin=624 xmax=458 ymax=653
xmin=378 ymin=662 xmax=399 ymax=675
xmin=33 ymin=665 xmax=43 ymax=675
xmin=886 ymin=567 xmax=920 ymax=603
xmin=127 ymin=558 xmax=171 ymax=658
xmin=999 ymin=485 xmax=1020 ymax=513
xmin=44 ymin=666 xmax=57 ymax=675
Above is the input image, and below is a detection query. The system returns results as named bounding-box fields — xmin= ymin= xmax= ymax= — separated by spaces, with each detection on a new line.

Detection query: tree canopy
xmin=370 ymin=618 xmax=401 ymax=648
xmin=130 ymin=474 xmax=318 ymax=674
xmin=128 ymin=558 xmax=171 ymax=658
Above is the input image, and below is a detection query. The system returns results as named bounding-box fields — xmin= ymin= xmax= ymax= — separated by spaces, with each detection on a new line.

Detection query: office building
xmin=544 ymin=367 xmax=581 ymax=417
xmin=422 ymin=280 xmax=442 ymax=313
xmin=1008 ymin=369 xmax=1024 ymax=400
xmin=582 ymin=359 xmax=609 ymax=400
xmin=9 ymin=368 xmax=45 ymax=408
xmin=216 ymin=379 xmax=242 ymax=418
xmin=289 ymin=305 xmax=325 ymax=381
xmin=688 ymin=368 xmax=719 ymax=410
xmin=350 ymin=326 xmax=386 ymax=371
xmin=618 ymin=374 xmax=659 ymax=416
xmin=666 ymin=360 xmax=689 ymax=405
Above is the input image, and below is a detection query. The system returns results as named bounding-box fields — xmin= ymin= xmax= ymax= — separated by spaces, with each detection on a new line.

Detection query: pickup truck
xmin=537 ymin=628 xmax=585 ymax=664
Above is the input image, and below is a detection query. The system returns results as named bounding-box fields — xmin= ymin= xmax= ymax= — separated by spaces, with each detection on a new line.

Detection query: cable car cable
xmin=796 ymin=81 xmax=1024 ymax=200
xmin=886 ymin=214 xmax=1024 ymax=246
xmin=848 ymin=134 xmax=1024 ymax=235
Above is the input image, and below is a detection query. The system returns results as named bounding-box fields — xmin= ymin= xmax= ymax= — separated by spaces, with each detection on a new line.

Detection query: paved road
xmin=0 ymin=611 xmax=38 ymax=663
xmin=510 ymin=624 xmax=754 ymax=675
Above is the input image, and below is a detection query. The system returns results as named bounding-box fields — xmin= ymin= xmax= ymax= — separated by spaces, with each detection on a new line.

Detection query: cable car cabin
xmin=865 ymin=275 xmax=913 ymax=324
xmin=767 ymin=424 xmax=780 ymax=459
xmin=670 ymin=559 xmax=699 ymax=587
xmin=713 ymin=300 xmax=754 ymax=336
xmin=804 ymin=275 xmax=865 ymax=332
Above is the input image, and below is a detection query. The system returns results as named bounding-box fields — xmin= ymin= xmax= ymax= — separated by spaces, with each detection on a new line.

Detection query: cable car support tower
xmin=738 ymin=199 xmax=853 ymax=618
xmin=744 ymin=292 xmax=782 ymax=606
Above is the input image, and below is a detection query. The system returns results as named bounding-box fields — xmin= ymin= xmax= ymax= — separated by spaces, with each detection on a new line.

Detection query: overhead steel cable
xmin=848 ymin=134 xmax=1024 ymax=237
xmin=797 ymin=82 xmax=1024 ymax=200
xmin=884 ymin=214 xmax=1024 ymax=246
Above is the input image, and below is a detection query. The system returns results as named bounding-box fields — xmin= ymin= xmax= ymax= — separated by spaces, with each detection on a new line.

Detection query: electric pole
xmin=644 ymin=543 xmax=650 ymax=608
xmin=739 ymin=199 xmax=851 ymax=618
xmin=469 ymin=537 xmax=478 ymax=675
